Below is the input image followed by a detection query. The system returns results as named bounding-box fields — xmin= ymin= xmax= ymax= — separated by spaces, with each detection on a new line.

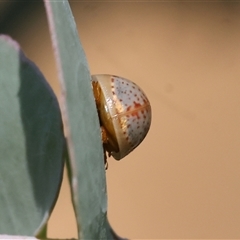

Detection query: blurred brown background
xmin=1 ymin=1 xmax=240 ymax=239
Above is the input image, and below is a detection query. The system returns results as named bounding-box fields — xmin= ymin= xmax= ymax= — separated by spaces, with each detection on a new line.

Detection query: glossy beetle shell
xmin=92 ymin=74 xmax=151 ymax=160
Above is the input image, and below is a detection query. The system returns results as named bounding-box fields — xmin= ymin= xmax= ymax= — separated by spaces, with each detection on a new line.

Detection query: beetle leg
xmin=101 ymin=127 xmax=109 ymax=169
xmin=101 ymin=126 xmax=108 ymax=144
xmin=104 ymin=158 xmax=108 ymax=170
xmin=102 ymin=146 xmax=108 ymax=170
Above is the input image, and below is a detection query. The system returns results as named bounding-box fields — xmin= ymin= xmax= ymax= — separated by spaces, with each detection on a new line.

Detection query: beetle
xmin=92 ymin=74 xmax=151 ymax=166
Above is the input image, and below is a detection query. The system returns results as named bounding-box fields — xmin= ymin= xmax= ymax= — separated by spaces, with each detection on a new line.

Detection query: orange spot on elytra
xmin=126 ymin=106 xmax=131 ymax=111
xmin=133 ymin=101 xmax=142 ymax=108
xmin=131 ymin=111 xmax=140 ymax=119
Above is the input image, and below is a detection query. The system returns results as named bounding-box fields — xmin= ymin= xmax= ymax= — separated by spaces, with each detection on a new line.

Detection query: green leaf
xmin=44 ymin=1 xmax=110 ymax=239
xmin=0 ymin=35 xmax=64 ymax=236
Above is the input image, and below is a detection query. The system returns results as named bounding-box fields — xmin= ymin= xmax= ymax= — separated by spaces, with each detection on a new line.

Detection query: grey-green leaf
xmin=0 ymin=35 xmax=64 ymax=236
xmin=44 ymin=0 xmax=110 ymax=239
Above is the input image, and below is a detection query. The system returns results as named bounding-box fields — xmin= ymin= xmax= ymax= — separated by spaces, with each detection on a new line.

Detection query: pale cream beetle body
xmin=92 ymin=74 xmax=151 ymax=161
